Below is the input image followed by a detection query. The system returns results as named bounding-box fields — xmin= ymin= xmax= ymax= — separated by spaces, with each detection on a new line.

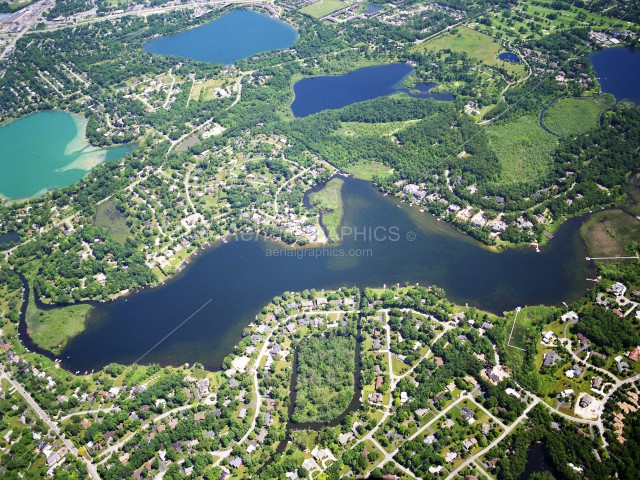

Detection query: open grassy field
xmin=25 ymin=294 xmax=92 ymax=355
xmin=581 ymin=209 xmax=640 ymax=258
xmin=345 ymin=162 xmax=394 ymax=181
xmin=94 ymin=199 xmax=131 ymax=244
xmin=508 ymin=305 xmax=558 ymax=350
xmin=190 ymin=78 xmax=225 ymax=102
xmin=339 ymin=120 xmax=418 ymax=138
xmin=542 ymin=96 xmax=613 ymax=137
xmin=414 ymin=26 xmax=524 ymax=76
xmin=300 ymin=0 xmax=347 ymax=18
xmin=309 ymin=177 xmax=344 ymax=242
xmin=487 ymin=113 xmax=558 ymax=185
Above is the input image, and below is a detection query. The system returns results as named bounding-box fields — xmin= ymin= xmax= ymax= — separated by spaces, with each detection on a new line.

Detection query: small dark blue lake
xmin=144 ymin=10 xmax=298 ymax=65
xmin=362 ymin=3 xmax=383 ymax=14
xmin=590 ymin=47 xmax=640 ymax=103
xmin=291 ymin=63 xmax=453 ymax=117
xmin=0 ymin=231 xmax=20 ymax=245
xmin=499 ymin=52 xmax=520 ymax=63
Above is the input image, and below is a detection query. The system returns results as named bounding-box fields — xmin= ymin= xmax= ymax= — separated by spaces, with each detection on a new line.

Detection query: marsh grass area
xmin=309 ymin=177 xmax=344 ymax=242
xmin=414 ymin=26 xmax=525 ymax=76
xmin=94 ymin=200 xmax=131 ymax=244
xmin=487 ymin=114 xmax=558 ymax=185
xmin=25 ymin=293 xmax=92 ymax=355
xmin=292 ymin=334 xmax=356 ymax=423
xmin=300 ymin=0 xmax=347 ymax=18
xmin=542 ymin=96 xmax=614 ymax=137
xmin=581 ymin=209 xmax=640 ymax=258
xmin=345 ymin=161 xmax=394 ymax=181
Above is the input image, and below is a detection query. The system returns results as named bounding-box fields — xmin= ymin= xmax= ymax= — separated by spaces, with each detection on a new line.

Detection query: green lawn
xmin=309 ymin=177 xmax=344 ymax=242
xmin=299 ymin=0 xmax=347 ymax=18
xmin=508 ymin=305 xmax=558 ymax=350
xmin=487 ymin=113 xmax=558 ymax=185
xmin=414 ymin=26 xmax=524 ymax=76
xmin=473 ymin=0 xmax=627 ymax=41
xmin=542 ymin=96 xmax=613 ymax=137
xmin=25 ymin=293 xmax=92 ymax=355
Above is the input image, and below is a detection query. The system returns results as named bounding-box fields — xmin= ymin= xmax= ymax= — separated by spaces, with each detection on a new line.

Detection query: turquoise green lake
xmin=0 ymin=111 xmax=134 ymax=200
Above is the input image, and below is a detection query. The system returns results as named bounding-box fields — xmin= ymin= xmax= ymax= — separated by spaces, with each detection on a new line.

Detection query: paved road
xmin=1 ymin=371 xmax=101 ymax=480
xmin=447 ymin=398 xmax=539 ymax=479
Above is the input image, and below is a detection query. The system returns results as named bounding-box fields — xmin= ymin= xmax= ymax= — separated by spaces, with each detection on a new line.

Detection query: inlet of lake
xmin=41 ymin=178 xmax=593 ymax=372
xmin=291 ymin=63 xmax=454 ymax=117
xmin=590 ymin=46 xmax=640 ymax=103
xmin=0 ymin=111 xmax=134 ymax=200
xmin=144 ymin=9 xmax=298 ymax=65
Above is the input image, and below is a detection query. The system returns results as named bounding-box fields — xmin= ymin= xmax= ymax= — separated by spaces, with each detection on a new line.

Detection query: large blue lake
xmin=291 ymin=63 xmax=453 ymax=117
xmin=36 ymin=178 xmax=592 ymax=372
xmin=589 ymin=47 xmax=640 ymax=103
xmin=145 ymin=10 xmax=298 ymax=65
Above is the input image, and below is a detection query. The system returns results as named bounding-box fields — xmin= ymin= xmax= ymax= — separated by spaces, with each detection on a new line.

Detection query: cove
xmin=290 ymin=63 xmax=453 ymax=117
xmin=36 ymin=178 xmax=593 ymax=372
xmin=589 ymin=47 xmax=640 ymax=103
xmin=0 ymin=111 xmax=134 ymax=200
xmin=144 ymin=10 xmax=298 ymax=65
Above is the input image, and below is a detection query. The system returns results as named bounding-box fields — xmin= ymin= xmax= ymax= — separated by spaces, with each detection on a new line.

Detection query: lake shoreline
xmin=0 ymin=110 xmax=134 ymax=202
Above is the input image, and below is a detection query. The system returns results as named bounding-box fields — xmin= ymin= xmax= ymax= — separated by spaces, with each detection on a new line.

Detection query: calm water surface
xmin=362 ymin=3 xmax=383 ymax=14
xmin=0 ymin=231 xmax=20 ymax=245
xmin=145 ymin=10 xmax=298 ymax=65
xmin=291 ymin=63 xmax=453 ymax=117
xmin=590 ymin=47 xmax=640 ymax=103
xmin=52 ymin=179 xmax=592 ymax=372
xmin=0 ymin=111 xmax=133 ymax=200
xmin=498 ymin=52 xmax=520 ymax=63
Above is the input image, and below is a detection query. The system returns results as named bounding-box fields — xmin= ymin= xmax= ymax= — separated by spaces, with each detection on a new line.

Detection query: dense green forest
xmin=292 ymin=333 xmax=356 ymax=423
